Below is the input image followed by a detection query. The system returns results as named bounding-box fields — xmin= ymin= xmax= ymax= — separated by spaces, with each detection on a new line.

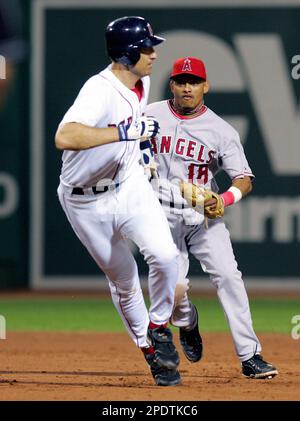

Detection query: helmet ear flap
xmin=113 ymin=47 xmax=140 ymax=66
xmin=117 ymin=55 xmax=133 ymax=66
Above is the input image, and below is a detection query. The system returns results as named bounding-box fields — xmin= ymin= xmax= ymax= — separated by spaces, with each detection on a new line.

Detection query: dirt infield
xmin=0 ymin=332 xmax=299 ymax=401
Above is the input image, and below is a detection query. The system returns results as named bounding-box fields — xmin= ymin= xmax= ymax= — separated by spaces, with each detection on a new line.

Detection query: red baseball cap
xmin=170 ymin=57 xmax=207 ymax=80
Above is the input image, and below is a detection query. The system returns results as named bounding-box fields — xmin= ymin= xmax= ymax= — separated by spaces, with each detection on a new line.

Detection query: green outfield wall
xmin=1 ymin=1 xmax=300 ymax=289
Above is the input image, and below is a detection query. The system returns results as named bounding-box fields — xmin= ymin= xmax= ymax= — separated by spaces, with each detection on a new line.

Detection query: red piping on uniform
xmin=116 ymin=286 xmax=140 ymax=347
xmin=131 ymin=80 xmax=144 ymax=102
xmin=233 ymin=172 xmax=254 ymax=179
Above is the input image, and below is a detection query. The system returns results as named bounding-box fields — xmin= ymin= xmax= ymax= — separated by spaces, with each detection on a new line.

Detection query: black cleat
xmin=147 ymin=325 xmax=180 ymax=370
xmin=242 ymin=354 xmax=278 ymax=379
xmin=144 ymin=353 xmax=181 ymax=386
xmin=179 ymin=304 xmax=203 ymax=363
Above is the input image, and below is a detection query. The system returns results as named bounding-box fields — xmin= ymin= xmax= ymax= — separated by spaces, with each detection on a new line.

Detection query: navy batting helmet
xmin=105 ymin=16 xmax=165 ymax=66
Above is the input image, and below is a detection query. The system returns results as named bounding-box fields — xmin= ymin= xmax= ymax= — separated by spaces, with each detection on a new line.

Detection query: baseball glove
xmin=203 ymin=189 xmax=224 ymax=219
xmin=179 ymin=181 xmax=224 ymax=219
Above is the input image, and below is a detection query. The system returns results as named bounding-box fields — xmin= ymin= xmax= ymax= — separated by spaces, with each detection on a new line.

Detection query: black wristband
xmin=118 ymin=124 xmax=127 ymax=141
xmin=140 ymin=139 xmax=151 ymax=150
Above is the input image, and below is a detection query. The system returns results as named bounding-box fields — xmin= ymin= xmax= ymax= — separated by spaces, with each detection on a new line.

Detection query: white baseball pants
xmin=58 ymin=166 xmax=178 ymax=348
xmin=168 ymin=213 xmax=261 ymax=362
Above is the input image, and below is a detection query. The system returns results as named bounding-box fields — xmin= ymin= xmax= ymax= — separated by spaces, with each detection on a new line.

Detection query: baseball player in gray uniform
xmin=145 ymin=56 xmax=278 ymax=379
xmin=55 ymin=17 xmax=181 ymax=387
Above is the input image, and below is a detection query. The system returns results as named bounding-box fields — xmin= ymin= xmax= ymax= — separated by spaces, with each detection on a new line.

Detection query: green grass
xmin=0 ymin=297 xmax=299 ymax=334
xmin=195 ymin=298 xmax=300 ymax=333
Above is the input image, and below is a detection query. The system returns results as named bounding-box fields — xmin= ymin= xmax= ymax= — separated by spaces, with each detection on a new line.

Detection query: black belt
xmin=72 ymin=183 xmax=119 ymax=195
xmin=159 ymin=199 xmax=187 ymax=210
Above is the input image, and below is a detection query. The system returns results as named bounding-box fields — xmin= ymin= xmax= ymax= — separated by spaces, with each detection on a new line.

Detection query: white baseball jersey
xmin=146 ymin=99 xmax=261 ymax=361
xmin=58 ymin=64 xmax=150 ymax=187
xmin=57 ymin=67 xmax=179 ymax=349
xmin=146 ymin=100 xmax=253 ymax=209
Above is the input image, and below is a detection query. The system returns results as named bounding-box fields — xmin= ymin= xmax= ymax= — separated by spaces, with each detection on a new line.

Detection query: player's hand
xmin=180 ymin=181 xmax=224 ymax=219
xmin=203 ymin=191 xmax=224 ymax=219
xmin=204 ymin=197 xmax=218 ymax=209
xmin=118 ymin=117 xmax=159 ymax=141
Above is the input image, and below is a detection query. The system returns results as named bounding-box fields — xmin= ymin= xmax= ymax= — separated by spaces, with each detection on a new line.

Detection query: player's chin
xmin=181 ymin=106 xmax=195 ymax=113
xmin=144 ymin=64 xmax=154 ymax=75
xmin=181 ymin=97 xmax=194 ymax=104
xmin=144 ymin=67 xmax=153 ymax=76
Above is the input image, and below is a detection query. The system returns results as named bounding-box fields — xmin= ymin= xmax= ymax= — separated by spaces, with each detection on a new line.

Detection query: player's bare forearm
xmin=55 ymin=122 xmax=119 ymax=151
xmin=204 ymin=177 xmax=252 ymax=209
xmin=232 ymin=176 xmax=252 ymax=198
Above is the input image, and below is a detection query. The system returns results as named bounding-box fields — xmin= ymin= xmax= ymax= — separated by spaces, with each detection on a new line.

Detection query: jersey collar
xmin=100 ymin=65 xmax=147 ymax=103
xmin=167 ymin=99 xmax=207 ymax=120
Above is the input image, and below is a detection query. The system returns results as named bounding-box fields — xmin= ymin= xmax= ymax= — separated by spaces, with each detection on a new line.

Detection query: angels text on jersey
xmin=151 ymin=135 xmax=216 ymax=185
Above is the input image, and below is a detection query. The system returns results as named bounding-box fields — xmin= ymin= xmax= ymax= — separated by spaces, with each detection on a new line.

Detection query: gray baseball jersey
xmin=146 ymin=100 xmax=253 ymax=210
xmin=146 ymin=99 xmax=261 ymax=361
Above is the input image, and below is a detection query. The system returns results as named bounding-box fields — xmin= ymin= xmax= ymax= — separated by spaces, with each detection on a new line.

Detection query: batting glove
xmin=118 ymin=116 xmax=159 ymax=141
xmin=140 ymin=139 xmax=159 ymax=181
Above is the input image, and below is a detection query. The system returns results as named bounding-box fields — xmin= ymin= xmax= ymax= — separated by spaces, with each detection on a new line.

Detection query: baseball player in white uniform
xmin=145 ymin=57 xmax=278 ymax=379
xmin=55 ymin=17 xmax=181 ymax=387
